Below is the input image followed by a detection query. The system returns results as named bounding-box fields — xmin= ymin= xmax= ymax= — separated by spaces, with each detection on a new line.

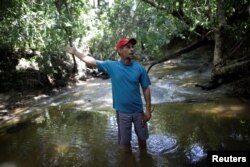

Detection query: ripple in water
xmin=147 ymin=134 xmax=178 ymax=154
xmin=185 ymin=143 xmax=207 ymax=163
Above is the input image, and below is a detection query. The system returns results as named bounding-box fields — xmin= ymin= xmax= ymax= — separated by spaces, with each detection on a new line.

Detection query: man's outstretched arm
xmin=65 ymin=47 xmax=97 ymax=66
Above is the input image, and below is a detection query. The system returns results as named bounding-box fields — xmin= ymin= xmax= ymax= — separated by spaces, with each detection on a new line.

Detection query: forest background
xmin=0 ymin=0 xmax=250 ymax=98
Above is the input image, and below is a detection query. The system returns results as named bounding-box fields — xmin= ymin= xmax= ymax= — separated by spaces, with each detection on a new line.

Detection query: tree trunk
xmin=68 ymin=36 xmax=78 ymax=73
xmin=64 ymin=2 xmax=78 ymax=74
xmin=198 ymin=0 xmax=228 ymax=89
xmin=55 ymin=0 xmax=78 ymax=74
xmin=196 ymin=0 xmax=250 ymax=90
xmin=213 ymin=29 xmax=223 ymax=68
xmin=213 ymin=0 xmax=226 ymax=70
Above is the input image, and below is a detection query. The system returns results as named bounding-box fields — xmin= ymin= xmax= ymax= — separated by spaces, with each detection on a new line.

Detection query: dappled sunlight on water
xmin=190 ymin=98 xmax=250 ymax=118
xmin=202 ymin=104 xmax=245 ymax=117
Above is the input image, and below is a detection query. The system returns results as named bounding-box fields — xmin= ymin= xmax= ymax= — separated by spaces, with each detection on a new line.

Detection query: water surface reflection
xmin=1 ymin=98 xmax=250 ymax=167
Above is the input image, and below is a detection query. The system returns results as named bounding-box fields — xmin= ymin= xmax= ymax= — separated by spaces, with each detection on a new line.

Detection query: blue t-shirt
xmin=96 ymin=60 xmax=151 ymax=113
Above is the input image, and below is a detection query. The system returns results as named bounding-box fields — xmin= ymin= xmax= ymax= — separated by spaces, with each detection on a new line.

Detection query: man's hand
xmin=64 ymin=46 xmax=97 ymax=66
xmin=143 ymin=111 xmax=152 ymax=122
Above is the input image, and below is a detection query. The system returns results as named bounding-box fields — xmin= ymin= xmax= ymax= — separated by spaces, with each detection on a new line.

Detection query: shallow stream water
xmin=0 ymin=57 xmax=250 ymax=167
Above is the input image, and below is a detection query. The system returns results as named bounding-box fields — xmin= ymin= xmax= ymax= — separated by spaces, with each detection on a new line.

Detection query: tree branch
xmin=196 ymin=59 xmax=250 ymax=90
xmin=141 ymin=0 xmax=193 ymax=26
xmin=147 ymin=37 xmax=209 ymax=73
xmin=141 ymin=0 xmax=167 ymax=10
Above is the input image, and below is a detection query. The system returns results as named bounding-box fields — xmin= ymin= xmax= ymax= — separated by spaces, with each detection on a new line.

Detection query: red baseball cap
xmin=115 ymin=38 xmax=137 ymax=50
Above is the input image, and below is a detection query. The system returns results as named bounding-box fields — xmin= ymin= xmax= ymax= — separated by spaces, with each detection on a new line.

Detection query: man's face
xmin=118 ymin=43 xmax=135 ymax=61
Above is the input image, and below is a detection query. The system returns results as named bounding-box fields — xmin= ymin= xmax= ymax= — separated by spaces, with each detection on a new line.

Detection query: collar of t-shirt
xmin=119 ymin=59 xmax=134 ymax=66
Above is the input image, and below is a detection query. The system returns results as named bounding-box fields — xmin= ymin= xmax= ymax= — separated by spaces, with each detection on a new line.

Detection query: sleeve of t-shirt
xmin=140 ymin=66 xmax=151 ymax=89
xmin=96 ymin=60 xmax=111 ymax=75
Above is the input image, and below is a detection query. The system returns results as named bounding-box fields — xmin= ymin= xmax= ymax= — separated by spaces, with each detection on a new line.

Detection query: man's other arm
xmin=143 ymin=87 xmax=152 ymax=121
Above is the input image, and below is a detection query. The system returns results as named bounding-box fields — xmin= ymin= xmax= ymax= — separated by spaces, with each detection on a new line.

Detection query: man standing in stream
xmin=65 ymin=38 xmax=152 ymax=152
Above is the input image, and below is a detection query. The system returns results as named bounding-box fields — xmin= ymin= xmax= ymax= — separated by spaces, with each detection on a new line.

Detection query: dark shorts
xmin=116 ymin=112 xmax=149 ymax=145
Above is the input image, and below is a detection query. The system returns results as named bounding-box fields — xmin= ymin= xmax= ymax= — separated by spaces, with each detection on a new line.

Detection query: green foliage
xmin=86 ymin=0 xmax=185 ymax=59
xmin=0 ymin=0 xmax=249 ymax=73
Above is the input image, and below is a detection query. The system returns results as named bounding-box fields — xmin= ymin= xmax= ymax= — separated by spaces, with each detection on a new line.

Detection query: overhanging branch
xmin=141 ymin=0 xmax=193 ymax=26
xmin=147 ymin=37 xmax=209 ymax=73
